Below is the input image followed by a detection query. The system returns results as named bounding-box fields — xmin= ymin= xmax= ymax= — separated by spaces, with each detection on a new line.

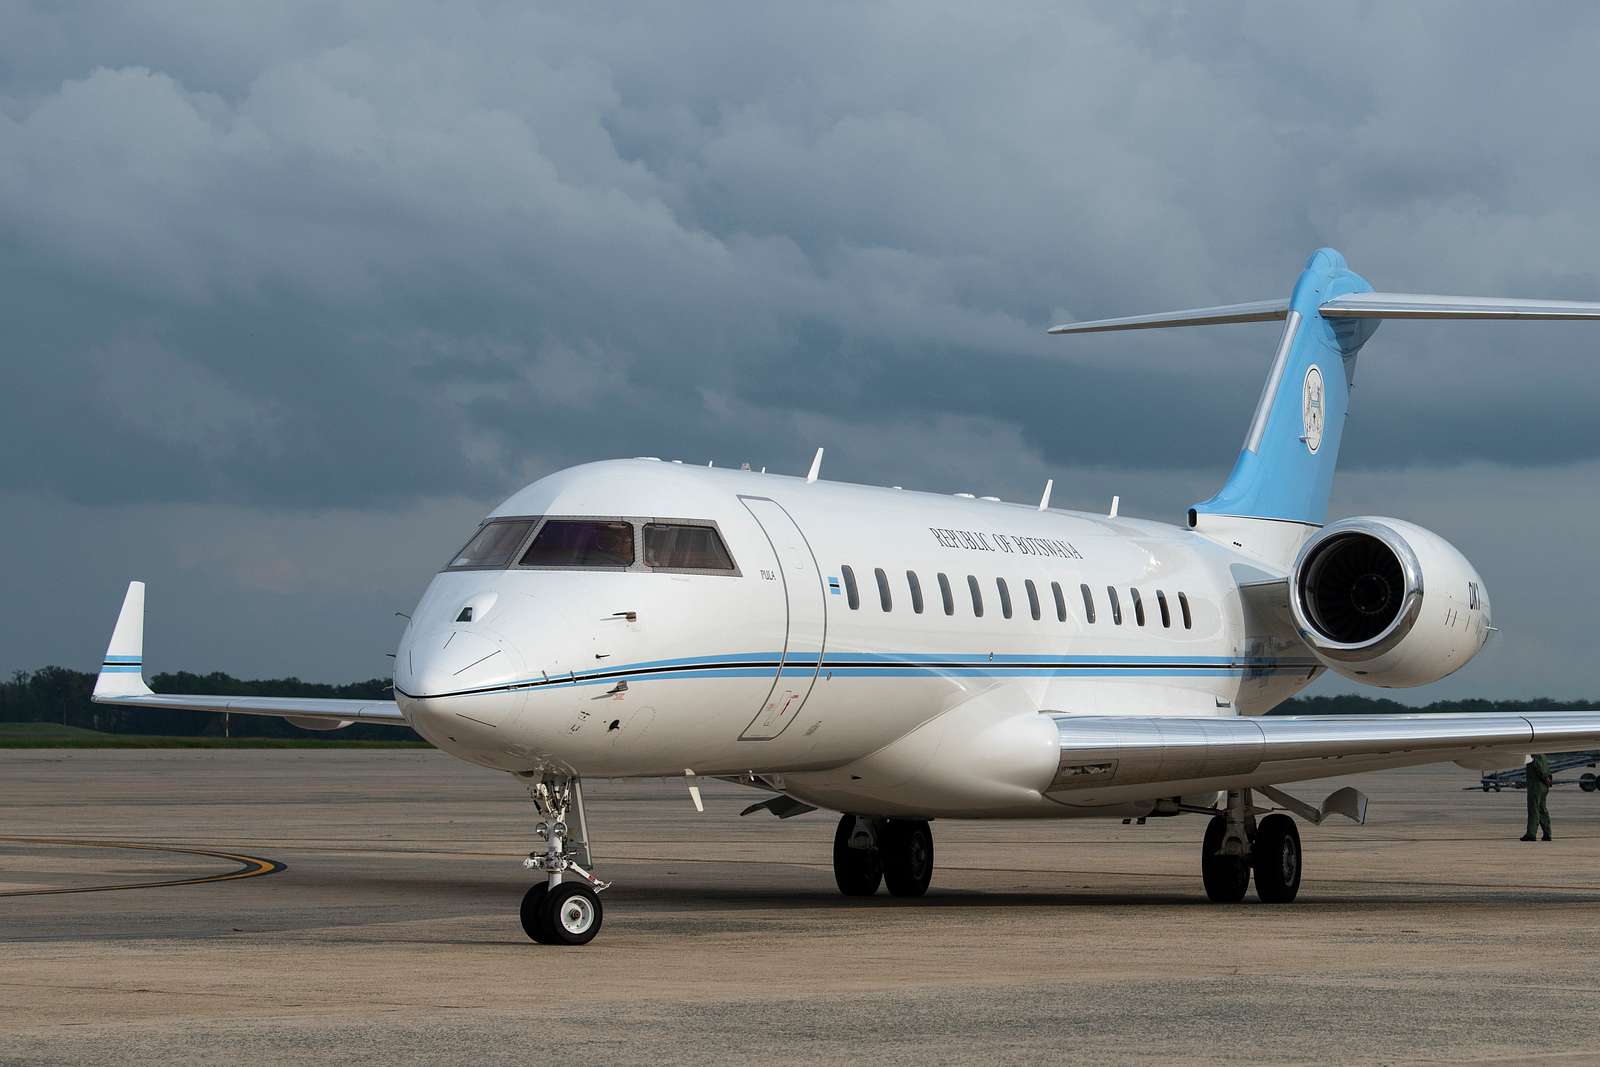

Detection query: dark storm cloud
xmin=4 ymin=2 xmax=1600 ymax=696
xmin=7 ymin=2 xmax=1600 ymax=510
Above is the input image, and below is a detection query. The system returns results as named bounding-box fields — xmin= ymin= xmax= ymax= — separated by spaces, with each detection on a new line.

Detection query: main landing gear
xmin=519 ymin=774 xmax=610 ymax=945
xmin=833 ymin=814 xmax=934 ymax=897
xmin=1200 ymin=788 xmax=1302 ymax=905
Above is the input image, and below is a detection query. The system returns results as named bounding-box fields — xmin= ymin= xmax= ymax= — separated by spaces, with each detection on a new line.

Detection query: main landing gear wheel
xmin=1252 ymin=813 xmax=1302 ymax=904
xmin=881 ymin=819 xmax=934 ymax=898
xmin=1201 ymin=813 xmax=1251 ymax=903
xmin=833 ymin=814 xmax=884 ymax=896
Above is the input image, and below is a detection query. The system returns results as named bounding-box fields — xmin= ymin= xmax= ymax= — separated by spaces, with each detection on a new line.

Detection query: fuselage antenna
xmin=806 ymin=447 xmax=824 ymax=484
xmin=1038 ymin=479 xmax=1054 ymax=511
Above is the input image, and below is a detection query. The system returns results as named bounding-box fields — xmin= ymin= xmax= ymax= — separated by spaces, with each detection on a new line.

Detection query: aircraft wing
xmin=1047 ymin=711 xmax=1600 ymax=802
xmin=89 ymin=582 xmax=408 ymax=729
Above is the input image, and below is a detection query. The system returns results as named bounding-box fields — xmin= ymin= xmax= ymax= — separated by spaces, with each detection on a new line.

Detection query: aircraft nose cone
xmin=400 ymin=628 xmax=523 ymax=697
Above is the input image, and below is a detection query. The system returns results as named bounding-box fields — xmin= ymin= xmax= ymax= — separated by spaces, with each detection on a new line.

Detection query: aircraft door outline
xmin=737 ymin=496 xmax=826 ymax=741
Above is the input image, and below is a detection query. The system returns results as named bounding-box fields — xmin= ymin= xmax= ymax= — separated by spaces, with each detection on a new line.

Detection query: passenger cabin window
xmin=1052 ymin=581 xmax=1067 ymax=622
xmin=1080 ymin=583 xmax=1096 ymax=624
xmin=907 ymin=571 xmax=924 ymax=614
xmin=842 ymin=565 xmax=860 ymax=610
xmin=1131 ymin=588 xmax=1146 ymax=626
xmin=875 ymin=568 xmax=893 ymax=612
xmin=448 ymin=519 xmax=534 ymax=569
xmin=938 ymin=573 xmax=955 ymax=615
xmin=1107 ymin=585 xmax=1122 ymax=625
xmin=1179 ymin=592 xmax=1193 ymax=630
xmin=1025 ymin=579 xmax=1041 ymax=621
xmin=1156 ymin=590 xmax=1172 ymax=628
xmin=642 ymin=523 xmax=735 ymax=571
xmin=997 ymin=577 xmax=1013 ymax=619
xmin=519 ymin=520 xmax=634 ymax=568
xmin=967 ymin=575 xmax=984 ymax=617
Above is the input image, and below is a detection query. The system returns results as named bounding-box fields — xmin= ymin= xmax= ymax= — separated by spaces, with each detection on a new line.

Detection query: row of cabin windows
xmin=839 ymin=566 xmax=1193 ymax=630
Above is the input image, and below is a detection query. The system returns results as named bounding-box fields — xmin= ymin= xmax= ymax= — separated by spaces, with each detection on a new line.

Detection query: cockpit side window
xmin=447 ymin=519 xmax=535 ymax=569
xmin=519 ymin=520 xmax=635 ymax=568
xmin=642 ymin=523 xmax=736 ymax=572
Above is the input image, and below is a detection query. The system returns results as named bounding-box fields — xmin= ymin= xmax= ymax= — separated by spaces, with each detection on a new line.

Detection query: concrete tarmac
xmin=3 ymin=748 xmax=1598 ymax=1065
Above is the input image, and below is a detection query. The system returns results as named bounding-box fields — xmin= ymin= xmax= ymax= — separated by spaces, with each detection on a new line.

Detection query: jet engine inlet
xmin=1296 ymin=528 xmax=1413 ymax=645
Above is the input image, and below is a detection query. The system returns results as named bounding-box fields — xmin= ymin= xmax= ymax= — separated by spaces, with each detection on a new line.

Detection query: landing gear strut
xmin=520 ymin=774 xmax=610 ymax=945
xmin=832 ymin=814 xmax=934 ymax=897
xmin=1200 ymin=788 xmax=1302 ymax=904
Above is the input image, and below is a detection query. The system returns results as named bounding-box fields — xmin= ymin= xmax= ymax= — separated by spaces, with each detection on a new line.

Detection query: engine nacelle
xmin=1289 ymin=517 xmax=1492 ymax=687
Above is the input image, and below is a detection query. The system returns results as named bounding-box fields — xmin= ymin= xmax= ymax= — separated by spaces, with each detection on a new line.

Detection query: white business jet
xmin=93 ymin=248 xmax=1600 ymax=945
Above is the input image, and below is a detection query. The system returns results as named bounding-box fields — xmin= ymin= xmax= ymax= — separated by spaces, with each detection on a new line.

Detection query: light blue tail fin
xmin=1048 ymin=246 xmax=1600 ymax=527
xmin=1193 ymin=247 xmax=1374 ymax=525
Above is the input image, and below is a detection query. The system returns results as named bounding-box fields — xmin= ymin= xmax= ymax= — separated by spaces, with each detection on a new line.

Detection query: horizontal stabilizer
xmin=1318 ymin=292 xmax=1600 ymax=320
xmin=1049 ymin=292 xmax=1600 ymax=335
xmin=1047 ymin=299 xmax=1288 ymax=334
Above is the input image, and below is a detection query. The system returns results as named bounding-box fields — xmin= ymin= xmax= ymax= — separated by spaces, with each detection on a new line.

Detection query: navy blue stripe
xmin=401 ymin=655 xmax=1318 ymax=700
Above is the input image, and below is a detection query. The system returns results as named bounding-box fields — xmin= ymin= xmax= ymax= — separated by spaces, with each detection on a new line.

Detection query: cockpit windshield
xmin=643 ymin=523 xmax=735 ymax=570
xmin=444 ymin=516 xmax=735 ymax=573
xmin=519 ymin=520 xmax=635 ymax=568
xmin=448 ymin=520 xmax=535 ymax=569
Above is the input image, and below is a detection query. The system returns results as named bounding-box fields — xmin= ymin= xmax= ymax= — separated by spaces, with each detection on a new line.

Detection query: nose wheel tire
xmin=881 ymin=819 xmax=934 ymax=897
xmin=1252 ymin=814 xmax=1302 ymax=903
xmin=546 ymin=882 xmax=604 ymax=945
xmin=1201 ymin=813 xmax=1251 ymax=903
xmin=833 ymin=814 xmax=884 ymax=896
xmin=522 ymin=881 xmax=603 ymax=945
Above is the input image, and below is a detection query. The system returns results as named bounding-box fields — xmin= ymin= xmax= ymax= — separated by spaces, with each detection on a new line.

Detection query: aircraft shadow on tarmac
xmin=281 ymin=868 xmax=1600 ymax=914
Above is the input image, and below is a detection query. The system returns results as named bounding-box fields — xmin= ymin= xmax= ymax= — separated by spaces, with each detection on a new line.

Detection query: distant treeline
xmin=3 ymin=666 xmax=1597 ymax=742
xmin=0 ymin=667 xmax=421 ymax=742
xmin=1266 ymin=693 xmax=1600 ymax=716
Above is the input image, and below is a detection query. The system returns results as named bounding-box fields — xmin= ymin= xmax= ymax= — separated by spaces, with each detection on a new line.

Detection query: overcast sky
xmin=4 ymin=2 xmax=1600 ymax=701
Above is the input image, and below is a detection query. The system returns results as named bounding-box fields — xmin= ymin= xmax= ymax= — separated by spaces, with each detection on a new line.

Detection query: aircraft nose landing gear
xmin=520 ymin=774 xmax=610 ymax=945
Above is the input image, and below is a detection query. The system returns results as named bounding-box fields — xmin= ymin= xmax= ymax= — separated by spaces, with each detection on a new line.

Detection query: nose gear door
xmin=738 ymin=496 xmax=827 ymax=740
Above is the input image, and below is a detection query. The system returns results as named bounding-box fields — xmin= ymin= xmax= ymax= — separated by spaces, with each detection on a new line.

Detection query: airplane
xmin=91 ymin=246 xmax=1600 ymax=945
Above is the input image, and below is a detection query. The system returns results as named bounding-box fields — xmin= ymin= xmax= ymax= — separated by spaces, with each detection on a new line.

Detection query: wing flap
xmin=1048 ymin=712 xmax=1600 ymax=801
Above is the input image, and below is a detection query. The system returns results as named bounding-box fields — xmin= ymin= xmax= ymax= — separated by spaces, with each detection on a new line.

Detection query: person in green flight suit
xmin=1521 ymin=753 xmax=1553 ymax=842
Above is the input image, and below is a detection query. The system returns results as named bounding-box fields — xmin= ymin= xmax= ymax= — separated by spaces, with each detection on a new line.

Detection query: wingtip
xmin=94 ymin=581 xmax=152 ymax=700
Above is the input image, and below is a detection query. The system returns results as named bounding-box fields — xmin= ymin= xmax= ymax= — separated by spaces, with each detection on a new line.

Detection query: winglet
xmin=94 ymin=582 xmax=152 ymax=699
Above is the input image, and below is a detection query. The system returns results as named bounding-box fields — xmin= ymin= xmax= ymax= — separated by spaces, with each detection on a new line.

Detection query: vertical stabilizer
xmin=94 ymin=581 xmax=153 ymax=699
xmin=1191 ymin=248 xmax=1376 ymax=526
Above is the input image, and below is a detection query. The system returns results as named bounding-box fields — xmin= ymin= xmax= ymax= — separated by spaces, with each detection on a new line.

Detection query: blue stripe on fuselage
xmin=411 ymin=650 xmax=1317 ymax=698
